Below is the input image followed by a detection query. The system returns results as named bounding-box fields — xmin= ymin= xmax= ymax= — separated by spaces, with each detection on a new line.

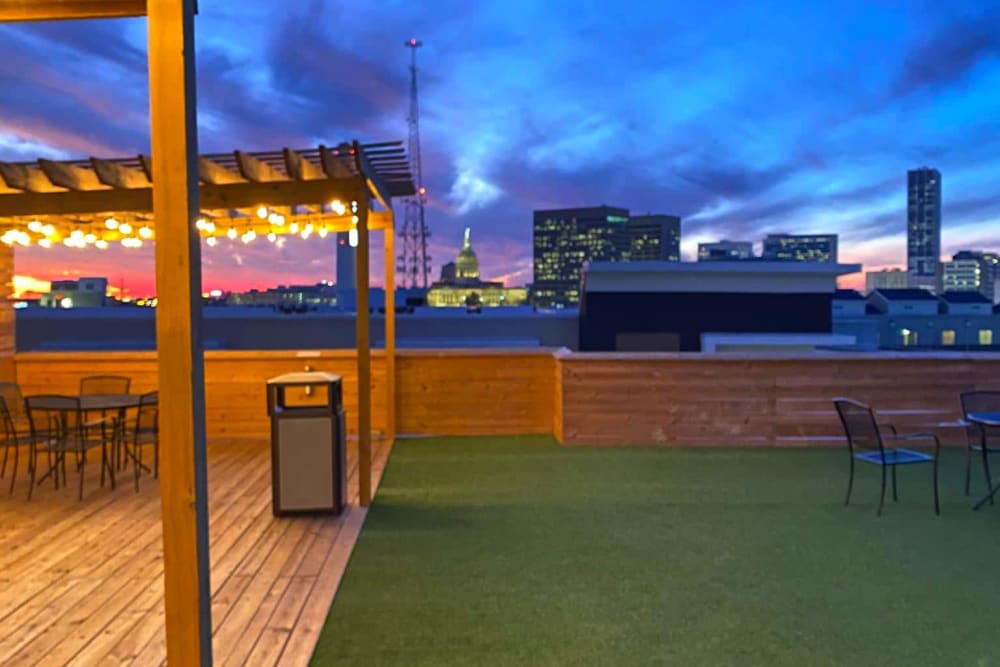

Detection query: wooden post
xmin=148 ymin=1 xmax=212 ymax=665
xmin=383 ymin=220 xmax=396 ymax=441
xmin=0 ymin=244 xmax=14 ymax=382
xmin=355 ymin=191 xmax=372 ymax=506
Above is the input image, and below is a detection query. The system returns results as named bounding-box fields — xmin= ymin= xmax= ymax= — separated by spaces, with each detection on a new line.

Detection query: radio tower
xmin=399 ymin=38 xmax=431 ymax=288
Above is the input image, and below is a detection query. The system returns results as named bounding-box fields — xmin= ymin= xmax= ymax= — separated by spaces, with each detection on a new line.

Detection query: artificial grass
xmin=312 ymin=437 xmax=1000 ymax=666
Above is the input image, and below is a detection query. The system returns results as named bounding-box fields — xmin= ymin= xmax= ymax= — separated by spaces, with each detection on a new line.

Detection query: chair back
xmin=135 ymin=391 xmax=158 ymax=435
xmin=80 ymin=375 xmax=131 ymax=396
xmin=0 ymin=381 xmax=28 ymax=422
xmin=24 ymin=395 xmax=81 ymax=441
xmin=834 ymin=398 xmax=885 ymax=456
xmin=960 ymin=391 xmax=1000 ymax=419
xmin=0 ymin=396 xmax=17 ymax=443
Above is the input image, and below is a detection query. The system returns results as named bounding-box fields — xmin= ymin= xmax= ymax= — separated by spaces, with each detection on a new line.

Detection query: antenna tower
xmin=399 ymin=38 xmax=431 ymax=288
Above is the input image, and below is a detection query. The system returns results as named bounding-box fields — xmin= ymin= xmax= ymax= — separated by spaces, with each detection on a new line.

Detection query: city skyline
xmin=2 ymin=1 xmax=1000 ymax=295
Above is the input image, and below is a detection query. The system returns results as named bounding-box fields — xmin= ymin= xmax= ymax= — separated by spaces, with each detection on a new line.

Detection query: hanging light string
xmin=0 ymin=200 xmax=359 ymax=248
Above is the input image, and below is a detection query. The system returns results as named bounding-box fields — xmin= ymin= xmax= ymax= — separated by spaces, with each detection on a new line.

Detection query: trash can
xmin=266 ymin=371 xmax=346 ymax=516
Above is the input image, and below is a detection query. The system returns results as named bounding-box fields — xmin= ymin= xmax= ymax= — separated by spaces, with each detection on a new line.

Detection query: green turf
xmin=311 ymin=437 xmax=1000 ymax=666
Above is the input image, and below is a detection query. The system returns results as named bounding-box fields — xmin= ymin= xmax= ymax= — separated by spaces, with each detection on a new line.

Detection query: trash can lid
xmin=267 ymin=371 xmax=342 ymax=385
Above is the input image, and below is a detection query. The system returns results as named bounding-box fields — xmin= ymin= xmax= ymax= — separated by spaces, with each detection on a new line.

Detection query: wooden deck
xmin=0 ymin=436 xmax=392 ymax=666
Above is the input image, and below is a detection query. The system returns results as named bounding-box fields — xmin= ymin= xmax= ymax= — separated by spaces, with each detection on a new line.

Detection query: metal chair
xmin=0 ymin=396 xmax=29 ymax=495
xmin=122 ymin=391 xmax=158 ymax=491
xmin=834 ymin=398 xmax=941 ymax=516
xmin=960 ymin=391 xmax=1000 ymax=502
xmin=80 ymin=375 xmax=132 ymax=395
xmin=24 ymin=395 xmax=118 ymax=501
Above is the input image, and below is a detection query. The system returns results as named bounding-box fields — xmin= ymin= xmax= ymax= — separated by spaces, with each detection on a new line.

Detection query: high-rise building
xmin=697 ymin=240 xmax=754 ymax=261
xmin=907 ymin=167 xmax=942 ymax=291
xmin=336 ymin=231 xmax=356 ymax=310
xmin=865 ymin=268 xmax=908 ymax=293
xmin=942 ymin=251 xmax=1000 ymax=304
xmin=762 ymin=234 xmax=838 ymax=262
xmin=533 ymin=205 xmax=630 ymax=308
xmin=626 ymin=214 xmax=681 ymax=261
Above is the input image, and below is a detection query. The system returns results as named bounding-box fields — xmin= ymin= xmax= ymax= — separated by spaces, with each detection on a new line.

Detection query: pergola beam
xmin=235 ymin=150 xmax=284 ymax=183
xmin=39 ymin=159 xmax=109 ymax=191
xmin=0 ymin=177 xmax=368 ymax=217
xmin=198 ymin=156 xmax=242 ymax=185
xmin=0 ymin=0 xmax=146 ymax=21
xmin=91 ymin=157 xmax=151 ymax=189
xmin=283 ymin=148 xmax=324 ymax=181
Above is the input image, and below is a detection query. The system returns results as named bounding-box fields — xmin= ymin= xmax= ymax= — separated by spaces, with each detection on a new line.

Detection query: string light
xmin=38 ymin=238 xmax=52 ymax=248
xmin=119 ymin=222 xmax=133 ymax=235
xmin=267 ymin=232 xmax=277 ymax=243
xmin=206 ymin=237 xmax=218 ymax=247
xmin=95 ymin=240 xmax=109 ymax=250
xmin=105 ymin=217 xmax=119 ymax=230
xmin=227 ymin=227 xmax=237 ymax=239
xmin=289 ymin=222 xmax=300 ymax=234
xmin=257 ymin=206 xmax=269 ymax=219
xmin=27 ymin=220 xmax=42 ymax=233
xmin=318 ymin=227 xmax=329 ymax=238
xmin=139 ymin=226 xmax=153 ymax=239
xmin=330 ymin=200 xmax=346 ymax=216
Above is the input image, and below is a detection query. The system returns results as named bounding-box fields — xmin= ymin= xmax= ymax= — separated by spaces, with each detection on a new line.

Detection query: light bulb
xmin=84 ymin=233 xmax=96 ymax=244
xmin=267 ymin=232 xmax=277 ymax=243
xmin=206 ymin=237 xmax=218 ymax=247
xmin=27 ymin=220 xmax=42 ymax=232
xmin=38 ymin=238 xmax=52 ymax=248
xmin=318 ymin=227 xmax=329 ymax=238
xmin=351 ymin=215 xmax=359 ymax=224
xmin=330 ymin=200 xmax=346 ymax=215
xmin=41 ymin=224 xmax=55 ymax=236
xmin=139 ymin=226 xmax=153 ymax=239
xmin=289 ymin=222 xmax=299 ymax=234
xmin=256 ymin=206 xmax=268 ymax=219
xmin=105 ymin=217 xmax=119 ymax=230
xmin=95 ymin=239 xmax=109 ymax=249
xmin=119 ymin=223 xmax=133 ymax=235
xmin=70 ymin=229 xmax=84 ymax=239
xmin=227 ymin=228 xmax=237 ymax=239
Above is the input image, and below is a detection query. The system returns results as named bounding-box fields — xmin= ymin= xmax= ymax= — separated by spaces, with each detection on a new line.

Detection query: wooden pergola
xmin=0 ymin=2 xmax=409 ymax=664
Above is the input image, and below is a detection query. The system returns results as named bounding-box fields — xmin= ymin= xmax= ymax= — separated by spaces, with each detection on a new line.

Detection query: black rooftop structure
xmin=871 ymin=288 xmax=940 ymax=301
xmin=940 ymin=291 xmax=992 ymax=304
xmin=833 ymin=289 xmax=864 ymax=300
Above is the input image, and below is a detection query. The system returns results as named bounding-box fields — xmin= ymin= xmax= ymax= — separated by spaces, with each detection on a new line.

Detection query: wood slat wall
xmin=13 ymin=349 xmax=559 ymax=439
xmin=12 ymin=349 xmax=1000 ymax=446
xmin=15 ymin=351 xmax=387 ymax=440
xmin=558 ymin=353 xmax=1000 ymax=446
xmin=395 ymin=350 xmax=558 ymax=436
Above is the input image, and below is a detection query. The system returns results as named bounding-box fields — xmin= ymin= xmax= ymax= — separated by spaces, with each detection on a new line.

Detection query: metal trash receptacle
xmin=266 ymin=371 xmax=346 ymax=516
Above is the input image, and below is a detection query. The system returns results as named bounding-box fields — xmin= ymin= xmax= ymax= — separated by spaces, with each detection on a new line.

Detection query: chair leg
xmin=891 ymin=464 xmax=898 ymax=502
xmin=78 ymin=451 xmax=86 ymax=501
xmin=1 ymin=441 xmax=8 ymax=478
xmin=845 ymin=458 xmax=855 ymax=506
xmin=7 ymin=444 xmax=17 ymax=496
xmin=134 ymin=443 xmax=141 ymax=493
xmin=965 ymin=447 xmax=972 ymax=496
xmin=982 ymin=443 xmax=994 ymax=506
xmin=933 ymin=459 xmax=940 ymax=516
xmin=878 ymin=465 xmax=887 ymax=517
xmin=27 ymin=448 xmax=36 ymax=501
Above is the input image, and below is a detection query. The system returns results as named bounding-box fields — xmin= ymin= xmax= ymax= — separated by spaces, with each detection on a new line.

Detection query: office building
xmin=906 ymin=167 xmax=942 ymax=291
xmin=533 ymin=205 xmax=630 ymax=308
xmin=762 ymin=234 xmax=838 ymax=262
xmin=626 ymin=214 xmax=681 ymax=261
xmin=865 ymin=268 xmax=908 ymax=293
xmin=942 ymin=251 xmax=999 ymax=304
xmin=697 ymin=240 xmax=754 ymax=261
xmin=427 ymin=228 xmax=528 ymax=308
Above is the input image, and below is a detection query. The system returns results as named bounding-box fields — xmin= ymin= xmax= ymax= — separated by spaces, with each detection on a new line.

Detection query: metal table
xmin=970 ymin=412 xmax=1000 ymax=511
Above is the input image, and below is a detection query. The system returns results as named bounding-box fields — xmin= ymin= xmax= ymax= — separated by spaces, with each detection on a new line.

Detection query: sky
xmin=2 ymin=0 xmax=1000 ymax=296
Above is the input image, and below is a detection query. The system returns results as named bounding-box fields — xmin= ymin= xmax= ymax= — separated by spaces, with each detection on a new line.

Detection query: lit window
xmin=901 ymin=328 xmax=919 ymax=347
xmin=980 ymin=330 xmax=994 ymax=346
xmin=941 ymin=330 xmax=955 ymax=346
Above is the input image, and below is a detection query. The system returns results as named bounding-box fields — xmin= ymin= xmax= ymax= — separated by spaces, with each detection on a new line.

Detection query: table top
xmin=968 ymin=412 xmax=1000 ymax=427
xmin=28 ymin=394 xmax=143 ymax=411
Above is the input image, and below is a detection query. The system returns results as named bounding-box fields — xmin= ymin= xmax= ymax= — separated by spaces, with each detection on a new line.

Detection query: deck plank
xmin=0 ymin=436 xmax=392 ymax=666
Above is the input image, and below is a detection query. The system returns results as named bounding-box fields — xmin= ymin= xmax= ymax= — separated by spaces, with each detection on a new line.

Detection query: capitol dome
xmin=455 ymin=227 xmax=479 ymax=281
